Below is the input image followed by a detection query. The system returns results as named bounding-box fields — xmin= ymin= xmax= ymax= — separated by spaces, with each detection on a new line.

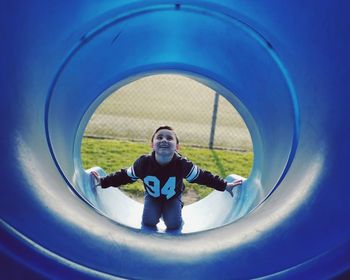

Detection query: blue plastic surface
xmin=1 ymin=1 xmax=350 ymax=279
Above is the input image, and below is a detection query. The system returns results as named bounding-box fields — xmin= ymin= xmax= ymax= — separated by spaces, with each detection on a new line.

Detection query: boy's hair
xmin=151 ymin=125 xmax=179 ymax=144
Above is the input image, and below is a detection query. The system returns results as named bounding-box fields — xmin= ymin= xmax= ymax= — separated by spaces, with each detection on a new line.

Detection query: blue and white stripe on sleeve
xmin=186 ymin=164 xmax=200 ymax=182
xmin=126 ymin=166 xmax=138 ymax=181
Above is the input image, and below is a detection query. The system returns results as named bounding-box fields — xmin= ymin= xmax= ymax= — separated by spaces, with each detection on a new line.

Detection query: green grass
xmin=81 ymin=137 xmax=253 ymax=199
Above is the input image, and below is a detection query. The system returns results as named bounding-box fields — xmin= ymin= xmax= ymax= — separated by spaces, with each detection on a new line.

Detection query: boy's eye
xmin=155 ymin=133 xmax=174 ymax=141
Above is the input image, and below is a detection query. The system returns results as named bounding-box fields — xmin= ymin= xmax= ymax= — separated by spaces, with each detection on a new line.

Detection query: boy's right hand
xmin=225 ymin=179 xmax=243 ymax=197
xmin=91 ymin=171 xmax=101 ymax=187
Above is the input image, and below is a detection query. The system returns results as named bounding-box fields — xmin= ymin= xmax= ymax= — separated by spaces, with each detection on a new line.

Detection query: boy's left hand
xmin=90 ymin=170 xmax=101 ymax=188
xmin=225 ymin=179 xmax=243 ymax=197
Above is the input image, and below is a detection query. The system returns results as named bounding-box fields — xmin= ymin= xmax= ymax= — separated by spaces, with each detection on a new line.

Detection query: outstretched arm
xmin=182 ymin=157 xmax=243 ymax=196
xmin=90 ymin=169 xmax=136 ymax=188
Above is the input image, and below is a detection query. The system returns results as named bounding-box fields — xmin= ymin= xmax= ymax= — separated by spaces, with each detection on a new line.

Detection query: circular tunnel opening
xmin=81 ymin=73 xmax=253 ymax=206
xmin=78 ymin=73 xmax=255 ymax=233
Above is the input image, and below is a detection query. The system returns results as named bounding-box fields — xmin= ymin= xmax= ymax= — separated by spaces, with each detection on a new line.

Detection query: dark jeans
xmin=142 ymin=193 xmax=184 ymax=230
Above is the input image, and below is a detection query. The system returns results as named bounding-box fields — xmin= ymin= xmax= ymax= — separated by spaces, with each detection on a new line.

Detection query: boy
xmin=91 ymin=125 xmax=242 ymax=230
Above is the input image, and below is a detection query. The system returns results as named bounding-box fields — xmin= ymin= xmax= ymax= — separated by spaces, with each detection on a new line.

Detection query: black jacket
xmin=101 ymin=152 xmax=227 ymax=200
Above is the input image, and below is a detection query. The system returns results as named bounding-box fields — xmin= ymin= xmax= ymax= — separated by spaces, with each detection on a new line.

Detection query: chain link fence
xmin=84 ymin=74 xmax=252 ymax=152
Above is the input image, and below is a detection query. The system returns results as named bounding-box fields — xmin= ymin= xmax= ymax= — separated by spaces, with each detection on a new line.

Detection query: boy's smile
xmin=152 ymin=129 xmax=178 ymax=156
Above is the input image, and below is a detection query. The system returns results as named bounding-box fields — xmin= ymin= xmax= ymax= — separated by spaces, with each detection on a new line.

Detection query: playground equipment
xmin=1 ymin=1 xmax=350 ymax=279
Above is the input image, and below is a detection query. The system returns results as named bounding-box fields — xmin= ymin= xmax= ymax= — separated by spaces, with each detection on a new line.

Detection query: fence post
xmin=209 ymin=92 xmax=219 ymax=149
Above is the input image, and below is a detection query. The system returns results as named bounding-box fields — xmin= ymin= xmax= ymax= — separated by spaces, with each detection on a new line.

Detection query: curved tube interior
xmin=3 ymin=1 xmax=349 ymax=279
xmin=46 ymin=6 xmax=297 ymax=232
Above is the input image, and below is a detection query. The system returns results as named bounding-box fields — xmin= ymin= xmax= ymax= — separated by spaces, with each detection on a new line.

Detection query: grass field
xmin=81 ymin=138 xmax=253 ymax=204
xmin=85 ymin=74 xmax=253 ymax=151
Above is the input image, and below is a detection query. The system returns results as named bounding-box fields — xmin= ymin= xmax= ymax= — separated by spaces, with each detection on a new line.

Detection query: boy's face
xmin=152 ymin=129 xmax=178 ymax=157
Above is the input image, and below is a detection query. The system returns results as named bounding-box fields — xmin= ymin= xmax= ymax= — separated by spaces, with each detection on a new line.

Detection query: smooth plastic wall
xmin=1 ymin=1 xmax=350 ymax=279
